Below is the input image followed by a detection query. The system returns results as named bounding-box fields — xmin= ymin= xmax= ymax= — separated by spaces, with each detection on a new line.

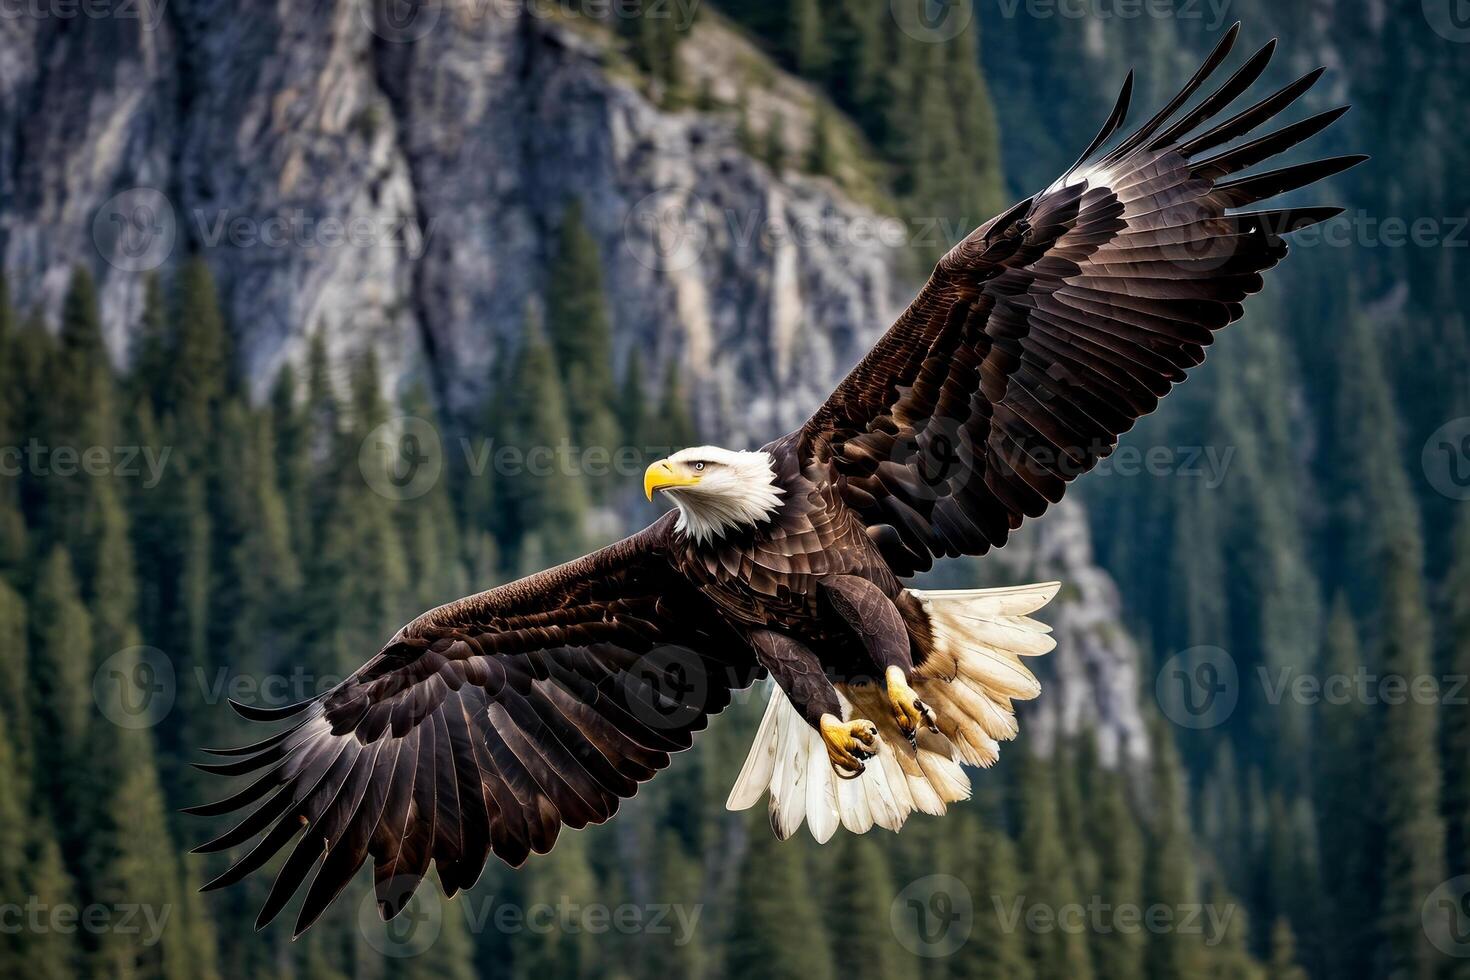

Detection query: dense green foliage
xmin=996 ymin=8 xmax=1470 ymax=979
xmin=3 ymin=4 xmax=1464 ymax=979
xmin=0 ymin=255 xmax=1259 ymax=978
xmin=721 ymin=0 xmax=1007 ymax=252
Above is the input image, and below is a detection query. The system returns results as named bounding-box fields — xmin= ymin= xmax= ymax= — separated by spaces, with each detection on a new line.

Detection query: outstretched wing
xmin=188 ymin=514 xmax=757 ymax=936
xmin=799 ymin=25 xmax=1364 ymax=576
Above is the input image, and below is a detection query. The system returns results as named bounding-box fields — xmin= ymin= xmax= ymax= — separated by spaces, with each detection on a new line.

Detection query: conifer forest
xmin=0 ymin=2 xmax=1466 ymax=978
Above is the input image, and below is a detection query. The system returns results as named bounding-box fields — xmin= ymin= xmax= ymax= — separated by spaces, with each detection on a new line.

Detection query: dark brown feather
xmin=193 ymin=516 xmax=758 ymax=935
xmin=796 ymin=37 xmax=1360 ymax=575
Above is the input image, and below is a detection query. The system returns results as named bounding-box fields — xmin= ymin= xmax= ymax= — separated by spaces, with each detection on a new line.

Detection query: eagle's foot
xmin=819 ymin=713 xmax=879 ymax=777
xmin=886 ymin=665 xmax=938 ymax=751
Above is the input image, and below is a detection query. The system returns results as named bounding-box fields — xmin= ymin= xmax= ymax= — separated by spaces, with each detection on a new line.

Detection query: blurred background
xmin=0 ymin=0 xmax=1466 ymax=977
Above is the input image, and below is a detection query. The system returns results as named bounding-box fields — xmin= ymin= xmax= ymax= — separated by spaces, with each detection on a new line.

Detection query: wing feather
xmin=191 ymin=516 xmax=758 ymax=934
xmin=797 ymin=29 xmax=1360 ymax=573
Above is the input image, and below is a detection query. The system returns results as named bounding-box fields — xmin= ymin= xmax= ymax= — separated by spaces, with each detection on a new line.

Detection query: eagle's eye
xmin=693 ymin=462 xmax=705 ymax=471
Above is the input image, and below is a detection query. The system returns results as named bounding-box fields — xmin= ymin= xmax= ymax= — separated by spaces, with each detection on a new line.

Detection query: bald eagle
xmin=191 ymin=25 xmax=1362 ymax=936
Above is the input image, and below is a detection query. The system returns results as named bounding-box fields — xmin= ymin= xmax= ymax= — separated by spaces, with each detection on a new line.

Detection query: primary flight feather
xmin=192 ymin=24 xmax=1362 ymax=935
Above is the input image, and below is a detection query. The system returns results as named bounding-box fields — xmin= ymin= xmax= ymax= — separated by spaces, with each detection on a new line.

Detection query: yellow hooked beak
xmin=644 ymin=459 xmax=701 ymax=500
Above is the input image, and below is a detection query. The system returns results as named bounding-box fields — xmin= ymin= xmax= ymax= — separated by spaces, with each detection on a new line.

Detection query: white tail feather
xmin=725 ymin=581 xmax=1060 ymax=840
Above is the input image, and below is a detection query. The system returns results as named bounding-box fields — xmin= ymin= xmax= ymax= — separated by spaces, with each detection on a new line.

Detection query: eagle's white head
xmin=644 ymin=446 xmax=784 ymax=544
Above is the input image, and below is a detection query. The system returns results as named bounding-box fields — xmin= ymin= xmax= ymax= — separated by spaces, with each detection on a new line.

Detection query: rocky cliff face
xmin=0 ymin=0 xmax=1147 ymax=762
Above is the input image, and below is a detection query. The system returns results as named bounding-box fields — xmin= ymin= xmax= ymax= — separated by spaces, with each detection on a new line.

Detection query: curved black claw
xmin=914 ymin=698 xmax=940 ymax=735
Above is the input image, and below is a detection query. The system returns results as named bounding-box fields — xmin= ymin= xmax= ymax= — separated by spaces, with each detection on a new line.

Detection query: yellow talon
xmin=819 ymin=713 xmax=880 ymax=777
xmin=886 ymin=665 xmax=938 ymax=749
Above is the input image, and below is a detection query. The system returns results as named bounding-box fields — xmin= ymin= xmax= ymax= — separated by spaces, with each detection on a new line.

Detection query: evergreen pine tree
xmin=314 ymin=352 xmax=413 ymax=671
xmin=0 ymin=715 xmax=74 ymax=979
xmin=807 ymin=106 xmax=837 ymax=176
xmin=654 ymin=361 xmax=697 ymax=451
xmin=43 ymin=266 xmax=116 ymax=584
xmin=617 ymin=354 xmax=648 ymax=453
xmin=825 ymin=0 xmax=884 ymax=134
xmin=0 ymin=272 xmax=14 ymax=443
xmin=1445 ymin=508 xmax=1470 ymax=880
xmin=1202 ymin=880 xmax=1261 ymax=980
xmin=129 ymin=271 xmax=171 ymax=414
xmin=52 ymin=264 xmax=113 ymax=449
xmin=825 ymin=838 xmax=901 ymax=980
xmin=1264 ymin=918 xmax=1307 ymax=980
xmin=1376 ymin=540 xmax=1447 ymax=980
xmin=1090 ymin=761 xmax=1145 ymax=980
xmin=12 ymin=308 xmax=55 ymax=527
xmin=953 ymin=821 xmax=1033 ymax=980
xmin=209 ymin=399 xmax=300 ymax=691
xmin=1143 ymin=718 xmax=1205 ymax=980
xmin=735 ymin=94 xmax=758 ymax=157
xmin=727 ymin=826 xmax=834 ymax=980
xmin=1015 ymin=758 xmax=1094 ymax=980
xmin=385 ymin=885 xmax=476 ymax=980
xmin=545 ymin=199 xmax=620 ymax=494
xmin=27 ymin=833 xmax=76 ymax=979
xmin=0 ymin=709 xmax=33 ymax=974
xmin=0 ymin=581 xmax=32 ymax=772
xmin=643 ymin=833 xmax=707 ymax=980
xmin=0 ymin=273 xmax=24 ymax=570
xmin=28 ymin=546 xmax=95 ymax=839
xmin=90 ymin=482 xmax=139 ymax=657
xmin=171 ymin=257 xmax=229 ymax=468
xmin=511 ymin=832 xmax=599 ymax=980
xmin=496 ymin=308 xmax=589 ymax=566
xmin=626 ymin=2 xmax=684 ymax=97
xmin=764 ymin=112 xmax=789 ymax=173
xmin=789 ymin=0 xmax=827 ymax=77
xmin=395 ymin=385 xmax=464 ymax=612
xmin=91 ymin=726 xmax=219 ymax=980
xmin=694 ymin=75 xmax=717 ymax=111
